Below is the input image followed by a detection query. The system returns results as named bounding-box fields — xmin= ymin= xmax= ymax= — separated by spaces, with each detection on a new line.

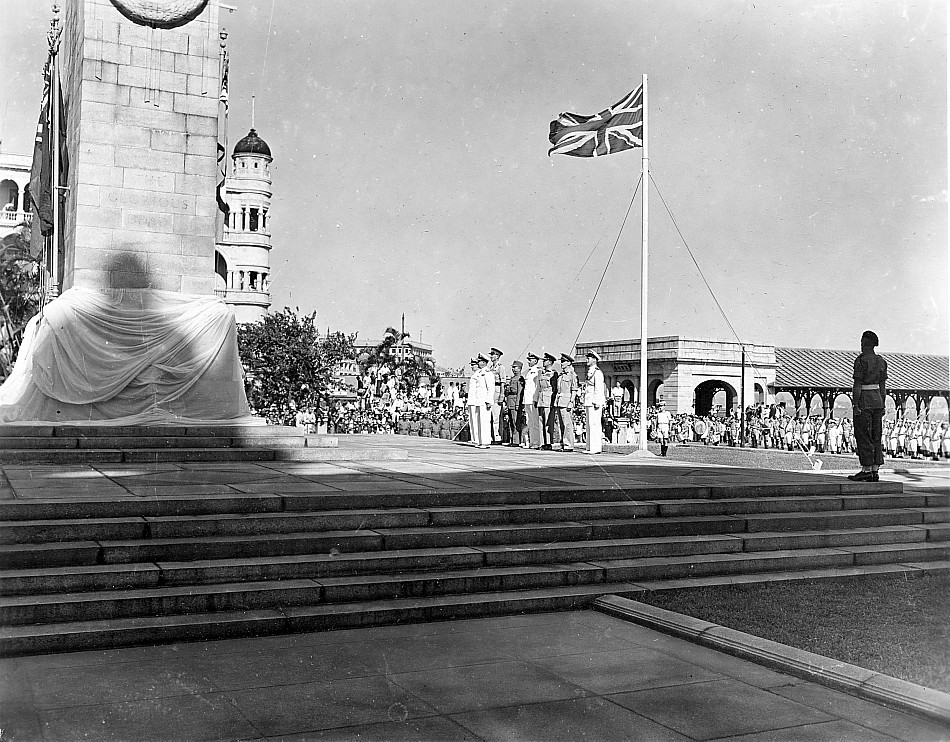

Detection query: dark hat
xmin=586 ymin=350 xmax=601 ymax=361
xmin=526 ymin=351 xmax=539 ymax=360
xmin=490 ymin=347 xmax=503 ymax=356
xmin=511 ymin=360 xmax=523 ymax=368
xmin=543 ymin=353 xmax=556 ymax=363
xmin=469 ymin=358 xmax=478 ymax=365
xmin=477 ymin=353 xmax=489 ymax=363
xmin=861 ymin=330 xmax=879 ymax=347
xmin=560 ymin=353 xmax=574 ymax=363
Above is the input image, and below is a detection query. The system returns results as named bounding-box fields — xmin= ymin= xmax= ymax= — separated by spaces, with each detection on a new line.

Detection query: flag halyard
xmin=548 ymin=85 xmax=643 ymax=157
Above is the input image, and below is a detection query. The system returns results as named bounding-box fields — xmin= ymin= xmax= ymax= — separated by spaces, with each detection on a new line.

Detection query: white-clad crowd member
xmin=584 ymin=350 xmax=606 ymax=454
xmin=655 ymin=399 xmax=672 ymax=456
xmin=468 ymin=353 xmax=495 ymax=449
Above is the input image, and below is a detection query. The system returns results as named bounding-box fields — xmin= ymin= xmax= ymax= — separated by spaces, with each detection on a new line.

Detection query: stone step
xmin=6 ymin=539 xmax=944 ymax=628
xmin=0 ymin=583 xmax=631 ymax=657
xmin=0 ymin=436 xmax=236 ymax=450
xmin=0 ymin=449 xmax=277 ymax=464
xmin=593 ymin=547 xmax=857 ymax=582
xmin=742 ymin=508 xmax=937 ymax=533
xmin=843 ymin=541 xmax=950 ymax=565
xmin=740 ymin=525 xmax=930 ymax=552
xmin=0 ymin=446 xmax=405 ymax=464
xmin=0 ymin=542 xmax=102 ymax=569
xmin=5 ymin=559 xmax=950 ymax=656
xmin=0 ymin=536 xmax=744 ymax=595
xmin=0 ymin=484 xmax=922 ymax=524
xmin=0 ymin=561 xmax=611 ymax=626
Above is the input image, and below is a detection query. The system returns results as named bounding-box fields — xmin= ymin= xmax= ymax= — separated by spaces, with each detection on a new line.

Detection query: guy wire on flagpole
xmin=570 ymin=175 xmax=642 ymax=351
xmin=650 ymin=172 xmax=766 ymax=411
xmin=637 ymin=73 xmax=649 ymax=451
xmin=514 ymin=220 xmax=614 ymax=360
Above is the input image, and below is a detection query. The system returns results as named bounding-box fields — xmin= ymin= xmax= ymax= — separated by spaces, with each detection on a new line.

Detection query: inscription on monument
xmin=105 ymin=188 xmax=191 ymax=213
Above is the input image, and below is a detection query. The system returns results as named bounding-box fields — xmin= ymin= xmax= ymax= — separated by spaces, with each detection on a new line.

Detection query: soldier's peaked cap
xmin=511 ymin=360 xmax=523 ymax=368
xmin=543 ymin=353 xmax=557 ymax=363
xmin=526 ymin=351 xmax=539 ymax=359
xmin=586 ymin=350 xmax=601 ymax=361
xmin=490 ymin=347 xmax=503 ymax=356
xmin=470 ymin=358 xmax=478 ymax=364
xmin=560 ymin=353 xmax=574 ymax=363
xmin=477 ymin=353 xmax=489 ymax=362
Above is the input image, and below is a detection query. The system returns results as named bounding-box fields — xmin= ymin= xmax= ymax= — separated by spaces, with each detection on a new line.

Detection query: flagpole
xmin=49 ymin=39 xmax=60 ymax=299
xmin=638 ymin=73 xmax=649 ymax=450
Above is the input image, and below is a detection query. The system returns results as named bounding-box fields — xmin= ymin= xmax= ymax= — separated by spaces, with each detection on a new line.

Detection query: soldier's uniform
xmin=504 ymin=361 xmax=525 ymax=446
xmin=537 ymin=353 xmax=557 ymax=449
xmin=523 ymin=353 xmax=542 ymax=449
xmin=584 ymin=350 xmax=606 ymax=454
xmin=554 ymin=354 xmax=579 ymax=451
xmin=487 ymin=348 xmax=509 ymax=444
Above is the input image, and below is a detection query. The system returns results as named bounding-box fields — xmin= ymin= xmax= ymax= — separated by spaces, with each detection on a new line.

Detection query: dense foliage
xmin=356 ymin=325 xmax=437 ymax=393
xmin=0 ymin=224 xmax=42 ymax=378
xmin=237 ymin=307 xmax=356 ymax=425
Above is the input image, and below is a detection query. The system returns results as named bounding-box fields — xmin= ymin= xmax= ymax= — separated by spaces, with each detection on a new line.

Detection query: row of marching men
xmin=466 ymin=347 xmax=607 ymax=454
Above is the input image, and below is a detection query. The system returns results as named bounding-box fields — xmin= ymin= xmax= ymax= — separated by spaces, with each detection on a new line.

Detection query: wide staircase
xmin=0 ymin=425 xmax=405 ymax=464
xmin=0 ymin=477 xmax=947 ymax=656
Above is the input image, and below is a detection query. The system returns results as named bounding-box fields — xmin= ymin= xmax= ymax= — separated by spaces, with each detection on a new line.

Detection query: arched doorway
xmin=754 ymin=383 xmax=765 ymax=406
xmin=694 ymin=380 xmax=737 ymax=417
xmin=0 ymin=180 xmax=19 ymax=211
xmin=649 ymin=379 xmax=664 ymax=407
xmin=620 ymin=379 xmax=636 ymax=404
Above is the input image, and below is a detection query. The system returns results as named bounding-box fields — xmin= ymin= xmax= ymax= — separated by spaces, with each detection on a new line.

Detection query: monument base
xmin=0 ymin=288 xmax=262 ymax=426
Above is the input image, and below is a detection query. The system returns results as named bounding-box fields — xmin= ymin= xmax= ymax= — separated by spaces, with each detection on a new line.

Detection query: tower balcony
xmin=0 ymin=210 xmax=32 ymax=227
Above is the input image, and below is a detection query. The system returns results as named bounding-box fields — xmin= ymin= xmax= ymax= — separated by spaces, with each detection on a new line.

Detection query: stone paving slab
xmin=2 ymin=610 xmax=946 ymax=741
xmin=0 ymin=434 xmax=911 ymax=504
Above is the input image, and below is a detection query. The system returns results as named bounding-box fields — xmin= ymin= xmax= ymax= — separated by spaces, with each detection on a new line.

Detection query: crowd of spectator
xmin=293 ymin=375 xmax=950 ymax=463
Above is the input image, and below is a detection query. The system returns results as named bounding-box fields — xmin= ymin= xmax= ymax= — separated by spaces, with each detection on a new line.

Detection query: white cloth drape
xmin=0 ymin=287 xmax=263 ymax=426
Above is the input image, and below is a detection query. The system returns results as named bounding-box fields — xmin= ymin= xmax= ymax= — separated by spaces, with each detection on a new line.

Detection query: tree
xmin=237 ymin=307 xmax=356 ymax=425
xmin=357 ymin=325 xmax=438 ymax=395
xmin=0 ymin=223 xmax=42 ymax=379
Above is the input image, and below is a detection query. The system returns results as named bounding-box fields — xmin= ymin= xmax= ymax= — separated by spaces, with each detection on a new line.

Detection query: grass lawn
xmin=636 ymin=572 xmax=950 ymax=692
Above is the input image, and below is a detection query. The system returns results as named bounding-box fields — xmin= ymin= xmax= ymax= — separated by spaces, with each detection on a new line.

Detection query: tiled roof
xmin=775 ymin=348 xmax=949 ymax=392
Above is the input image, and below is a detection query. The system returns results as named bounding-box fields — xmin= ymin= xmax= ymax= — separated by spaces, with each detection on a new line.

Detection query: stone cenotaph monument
xmin=0 ymin=0 xmax=260 ymax=425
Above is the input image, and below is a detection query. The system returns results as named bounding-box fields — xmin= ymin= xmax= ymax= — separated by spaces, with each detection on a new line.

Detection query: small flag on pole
xmin=549 ymin=85 xmax=643 ymax=157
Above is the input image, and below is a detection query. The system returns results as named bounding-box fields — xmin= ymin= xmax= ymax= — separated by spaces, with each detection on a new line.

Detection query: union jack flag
xmin=548 ymin=85 xmax=643 ymax=157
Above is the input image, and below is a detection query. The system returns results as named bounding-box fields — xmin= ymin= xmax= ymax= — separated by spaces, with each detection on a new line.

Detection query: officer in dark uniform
xmin=849 ymin=330 xmax=888 ymax=481
xmin=504 ymin=360 xmax=525 ymax=446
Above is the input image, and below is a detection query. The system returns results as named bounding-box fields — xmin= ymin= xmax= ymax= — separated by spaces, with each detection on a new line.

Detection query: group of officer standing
xmin=466 ymin=347 xmax=607 ymax=454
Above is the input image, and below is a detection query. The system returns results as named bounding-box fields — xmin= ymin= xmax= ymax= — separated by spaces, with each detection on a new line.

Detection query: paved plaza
xmin=0 ymin=434 xmax=916 ymax=502
xmin=1 ymin=437 xmax=948 ymax=741
xmin=2 ymin=608 xmax=948 ymax=742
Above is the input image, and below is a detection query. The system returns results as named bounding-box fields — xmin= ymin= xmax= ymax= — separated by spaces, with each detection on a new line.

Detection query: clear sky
xmin=2 ymin=0 xmax=947 ymax=368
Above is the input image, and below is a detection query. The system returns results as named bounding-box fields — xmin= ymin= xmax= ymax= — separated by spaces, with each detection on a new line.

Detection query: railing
xmin=0 ymin=210 xmax=32 ymax=226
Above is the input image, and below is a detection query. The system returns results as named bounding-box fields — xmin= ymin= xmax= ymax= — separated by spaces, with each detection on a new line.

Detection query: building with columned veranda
xmin=214 ymin=127 xmax=273 ymax=323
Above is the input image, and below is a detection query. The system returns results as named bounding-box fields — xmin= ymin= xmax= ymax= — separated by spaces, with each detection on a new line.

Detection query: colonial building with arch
xmin=0 ymin=148 xmax=32 ymax=240
xmin=575 ymin=336 xmax=949 ymax=419
xmin=214 ymin=128 xmax=273 ymax=323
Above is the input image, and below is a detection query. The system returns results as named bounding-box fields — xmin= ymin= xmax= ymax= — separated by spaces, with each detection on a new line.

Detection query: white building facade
xmin=0 ymin=149 xmax=33 ymax=241
xmin=214 ymin=128 xmax=273 ymax=323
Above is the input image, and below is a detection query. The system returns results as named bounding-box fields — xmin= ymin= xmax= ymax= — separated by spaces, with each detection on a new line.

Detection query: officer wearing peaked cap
xmin=523 ymin=352 xmax=542 ymax=449
xmin=488 ymin=347 xmax=509 ymax=444
xmin=537 ymin=353 xmax=558 ymax=449
xmin=584 ymin=350 xmax=606 ymax=454
xmin=555 ymin=353 xmax=579 ymax=451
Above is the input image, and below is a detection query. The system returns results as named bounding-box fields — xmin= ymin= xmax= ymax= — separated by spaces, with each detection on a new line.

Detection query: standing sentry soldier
xmin=849 ymin=330 xmax=888 ymax=481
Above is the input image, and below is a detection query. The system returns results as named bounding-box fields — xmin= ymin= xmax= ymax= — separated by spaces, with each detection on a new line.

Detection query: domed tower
xmin=214 ymin=128 xmax=273 ymax=323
